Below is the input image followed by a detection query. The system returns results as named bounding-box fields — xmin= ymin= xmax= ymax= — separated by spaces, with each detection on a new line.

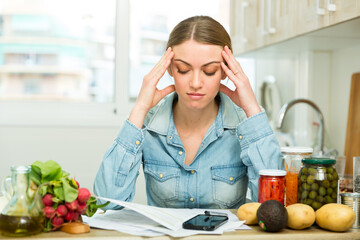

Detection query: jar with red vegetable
xmin=258 ymin=169 xmax=287 ymax=205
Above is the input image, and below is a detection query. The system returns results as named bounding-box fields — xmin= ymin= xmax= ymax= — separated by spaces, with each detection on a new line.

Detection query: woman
xmin=94 ymin=16 xmax=282 ymax=209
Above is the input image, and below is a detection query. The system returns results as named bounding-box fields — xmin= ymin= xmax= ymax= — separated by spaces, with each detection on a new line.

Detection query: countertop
xmin=1 ymin=225 xmax=360 ymax=240
xmin=1 ymin=207 xmax=359 ymax=240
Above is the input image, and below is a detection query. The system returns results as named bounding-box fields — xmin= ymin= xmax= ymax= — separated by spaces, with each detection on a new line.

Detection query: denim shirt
xmin=94 ymin=92 xmax=282 ymax=210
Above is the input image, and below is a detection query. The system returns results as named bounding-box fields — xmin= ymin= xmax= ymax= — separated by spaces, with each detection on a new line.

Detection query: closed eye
xmin=177 ymin=69 xmax=189 ymax=74
xmin=204 ymin=71 xmax=216 ymax=76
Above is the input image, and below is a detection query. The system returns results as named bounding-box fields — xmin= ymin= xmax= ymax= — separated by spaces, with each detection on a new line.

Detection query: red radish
xmin=75 ymin=180 xmax=80 ymax=188
xmin=77 ymin=188 xmax=91 ymax=203
xmin=51 ymin=216 xmax=64 ymax=228
xmin=64 ymin=211 xmax=74 ymax=221
xmin=77 ymin=202 xmax=87 ymax=214
xmin=42 ymin=194 xmax=54 ymax=206
xmin=65 ymin=199 xmax=78 ymax=211
xmin=56 ymin=204 xmax=68 ymax=217
xmin=72 ymin=211 xmax=80 ymax=222
xmin=43 ymin=206 xmax=55 ymax=218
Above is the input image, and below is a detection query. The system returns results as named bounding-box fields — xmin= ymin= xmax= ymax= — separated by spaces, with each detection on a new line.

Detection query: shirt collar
xmin=144 ymin=92 xmax=245 ymax=135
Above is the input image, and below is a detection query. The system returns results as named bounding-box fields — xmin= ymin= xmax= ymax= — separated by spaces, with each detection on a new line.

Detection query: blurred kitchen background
xmin=0 ymin=0 xmax=359 ymax=204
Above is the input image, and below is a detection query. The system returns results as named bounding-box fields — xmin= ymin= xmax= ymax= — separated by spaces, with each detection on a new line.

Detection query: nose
xmin=189 ymin=72 xmax=202 ymax=89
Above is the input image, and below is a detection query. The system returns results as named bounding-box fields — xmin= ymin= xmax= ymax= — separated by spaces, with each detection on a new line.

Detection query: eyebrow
xmin=173 ymin=59 xmax=221 ymax=67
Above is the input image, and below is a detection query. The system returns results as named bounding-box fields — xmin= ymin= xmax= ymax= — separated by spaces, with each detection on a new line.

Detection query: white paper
xmin=82 ymin=197 xmax=247 ymax=237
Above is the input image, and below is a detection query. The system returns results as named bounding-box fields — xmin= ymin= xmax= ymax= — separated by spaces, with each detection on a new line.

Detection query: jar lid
xmin=281 ymin=146 xmax=313 ymax=154
xmin=259 ymin=169 xmax=287 ymax=176
xmin=302 ymin=158 xmax=336 ymax=165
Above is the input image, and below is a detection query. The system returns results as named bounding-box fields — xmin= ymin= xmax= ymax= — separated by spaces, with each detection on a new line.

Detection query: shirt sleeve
xmin=93 ymin=120 xmax=145 ymax=210
xmin=236 ymin=111 xmax=283 ymax=202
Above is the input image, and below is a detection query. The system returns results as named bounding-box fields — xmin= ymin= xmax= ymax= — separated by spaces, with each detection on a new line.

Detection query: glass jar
xmin=258 ymin=169 xmax=287 ymax=205
xmin=281 ymin=147 xmax=313 ymax=206
xmin=298 ymin=158 xmax=339 ymax=210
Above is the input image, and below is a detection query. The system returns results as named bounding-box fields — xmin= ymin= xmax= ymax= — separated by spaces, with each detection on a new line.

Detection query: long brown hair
xmin=166 ymin=16 xmax=232 ymax=51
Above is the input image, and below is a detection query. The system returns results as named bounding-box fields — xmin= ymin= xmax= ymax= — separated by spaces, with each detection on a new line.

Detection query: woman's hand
xmin=129 ymin=47 xmax=175 ymax=128
xmin=220 ymin=46 xmax=261 ymax=117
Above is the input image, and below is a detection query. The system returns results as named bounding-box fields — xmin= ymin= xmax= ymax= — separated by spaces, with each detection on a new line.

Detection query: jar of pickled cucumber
xmin=298 ymin=158 xmax=339 ymax=210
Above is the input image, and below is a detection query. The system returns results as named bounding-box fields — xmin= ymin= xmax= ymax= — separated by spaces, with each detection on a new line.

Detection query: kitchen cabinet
xmin=328 ymin=0 xmax=360 ymax=25
xmin=231 ymin=0 xmax=360 ymax=55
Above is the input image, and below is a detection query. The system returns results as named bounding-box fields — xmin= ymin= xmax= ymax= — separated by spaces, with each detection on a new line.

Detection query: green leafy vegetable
xmin=30 ymin=161 xmax=78 ymax=201
xmin=30 ymin=160 xmax=109 ymax=232
xmin=61 ymin=177 xmax=78 ymax=202
xmin=86 ymin=196 xmax=110 ymax=217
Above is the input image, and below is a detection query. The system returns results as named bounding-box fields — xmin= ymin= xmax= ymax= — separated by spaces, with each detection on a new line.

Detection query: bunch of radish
xmin=42 ymin=186 xmax=91 ymax=229
xmin=30 ymin=160 xmax=109 ymax=231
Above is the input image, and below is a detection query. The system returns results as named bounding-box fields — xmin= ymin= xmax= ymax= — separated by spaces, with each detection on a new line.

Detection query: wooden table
xmin=1 ymin=207 xmax=360 ymax=240
xmin=1 ymin=225 xmax=360 ymax=240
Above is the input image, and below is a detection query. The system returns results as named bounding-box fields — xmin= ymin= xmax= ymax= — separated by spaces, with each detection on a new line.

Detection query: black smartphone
xmin=182 ymin=213 xmax=228 ymax=231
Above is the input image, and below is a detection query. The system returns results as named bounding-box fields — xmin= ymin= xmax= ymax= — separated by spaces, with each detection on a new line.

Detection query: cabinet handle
xmin=267 ymin=0 xmax=276 ymax=34
xmin=261 ymin=0 xmax=268 ymax=35
xmin=327 ymin=0 xmax=336 ymax=12
xmin=240 ymin=1 xmax=249 ymax=43
xmin=316 ymin=0 xmax=325 ymax=15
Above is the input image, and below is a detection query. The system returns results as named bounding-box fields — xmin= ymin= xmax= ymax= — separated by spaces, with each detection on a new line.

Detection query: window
xmin=0 ymin=0 xmax=255 ymax=126
xmin=0 ymin=0 xmax=116 ymax=102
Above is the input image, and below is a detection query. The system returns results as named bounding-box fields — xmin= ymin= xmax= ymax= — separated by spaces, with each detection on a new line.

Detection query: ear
xmin=167 ymin=63 xmax=173 ymax=77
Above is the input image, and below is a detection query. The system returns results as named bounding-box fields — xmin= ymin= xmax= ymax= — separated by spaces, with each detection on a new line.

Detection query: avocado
xmin=256 ymin=200 xmax=288 ymax=232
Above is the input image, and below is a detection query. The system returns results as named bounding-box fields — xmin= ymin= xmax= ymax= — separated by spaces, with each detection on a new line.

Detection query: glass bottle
xmin=281 ymin=146 xmax=313 ymax=206
xmin=0 ymin=166 xmax=45 ymax=237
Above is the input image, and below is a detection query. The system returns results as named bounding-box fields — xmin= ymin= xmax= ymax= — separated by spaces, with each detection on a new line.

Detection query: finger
xmin=155 ymin=47 xmax=173 ymax=70
xmin=219 ymin=84 xmax=234 ymax=98
xmin=220 ymin=62 xmax=239 ymax=88
xmin=224 ymin=46 xmax=242 ymax=71
xmin=153 ymin=85 xmax=175 ymax=107
xmin=146 ymin=52 xmax=174 ymax=85
xmin=158 ymin=85 xmax=175 ymax=99
xmin=153 ymin=55 xmax=173 ymax=81
xmin=148 ymin=48 xmax=173 ymax=78
xmin=222 ymin=46 xmax=244 ymax=76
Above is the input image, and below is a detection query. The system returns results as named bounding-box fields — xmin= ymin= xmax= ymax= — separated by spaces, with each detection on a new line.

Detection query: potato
xmin=236 ymin=202 xmax=261 ymax=225
xmin=315 ymin=203 xmax=356 ymax=232
xmin=286 ymin=203 xmax=315 ymax=229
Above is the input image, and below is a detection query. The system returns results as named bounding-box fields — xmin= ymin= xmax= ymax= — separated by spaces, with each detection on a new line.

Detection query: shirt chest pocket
xmin=211 ymin=165 xmax=248 ymax=208
xmin=144 ymin=162 xmax=180 ymax=201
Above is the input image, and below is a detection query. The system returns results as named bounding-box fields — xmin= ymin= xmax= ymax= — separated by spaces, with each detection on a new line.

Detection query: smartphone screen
xmin=182 ymin=214 xmax=228 ymax=231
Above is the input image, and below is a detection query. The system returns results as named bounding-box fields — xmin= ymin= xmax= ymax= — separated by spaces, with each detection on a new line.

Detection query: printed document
xmin=82 ymin=197 xmax=249 ymax=237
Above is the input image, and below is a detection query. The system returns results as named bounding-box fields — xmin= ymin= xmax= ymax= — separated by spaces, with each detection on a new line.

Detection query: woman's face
xmin=170 ymin=40 xmax=225 ymax=110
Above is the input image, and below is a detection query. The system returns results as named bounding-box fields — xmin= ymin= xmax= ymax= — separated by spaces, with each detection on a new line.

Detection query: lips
xmin=187 ymin=92 xmax=205 ymax=100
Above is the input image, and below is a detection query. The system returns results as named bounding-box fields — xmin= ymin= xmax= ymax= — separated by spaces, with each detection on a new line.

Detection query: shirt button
xmin=135 ymin=140 xmax=140 ymax=145
xmin=191 ymin=170 xmax=195 ymax=174
xmin=229 ymin=176 xmax=234 ymax=181
xmin=168 ymin=136 xmax=173 ymax=140
xmin=159 ymin=173 xmax=163 ymax=178
xmin=178 ymin=151 xmax=183 ymax=155
xmin=190 ymin=197 xmax=194 ymax=202
xmin=238 ymin=135 xmax=243 ymax=140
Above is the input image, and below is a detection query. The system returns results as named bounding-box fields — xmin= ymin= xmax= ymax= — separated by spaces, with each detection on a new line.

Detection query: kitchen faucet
xmin=276 ymin=99 xmax=325 ymax=156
